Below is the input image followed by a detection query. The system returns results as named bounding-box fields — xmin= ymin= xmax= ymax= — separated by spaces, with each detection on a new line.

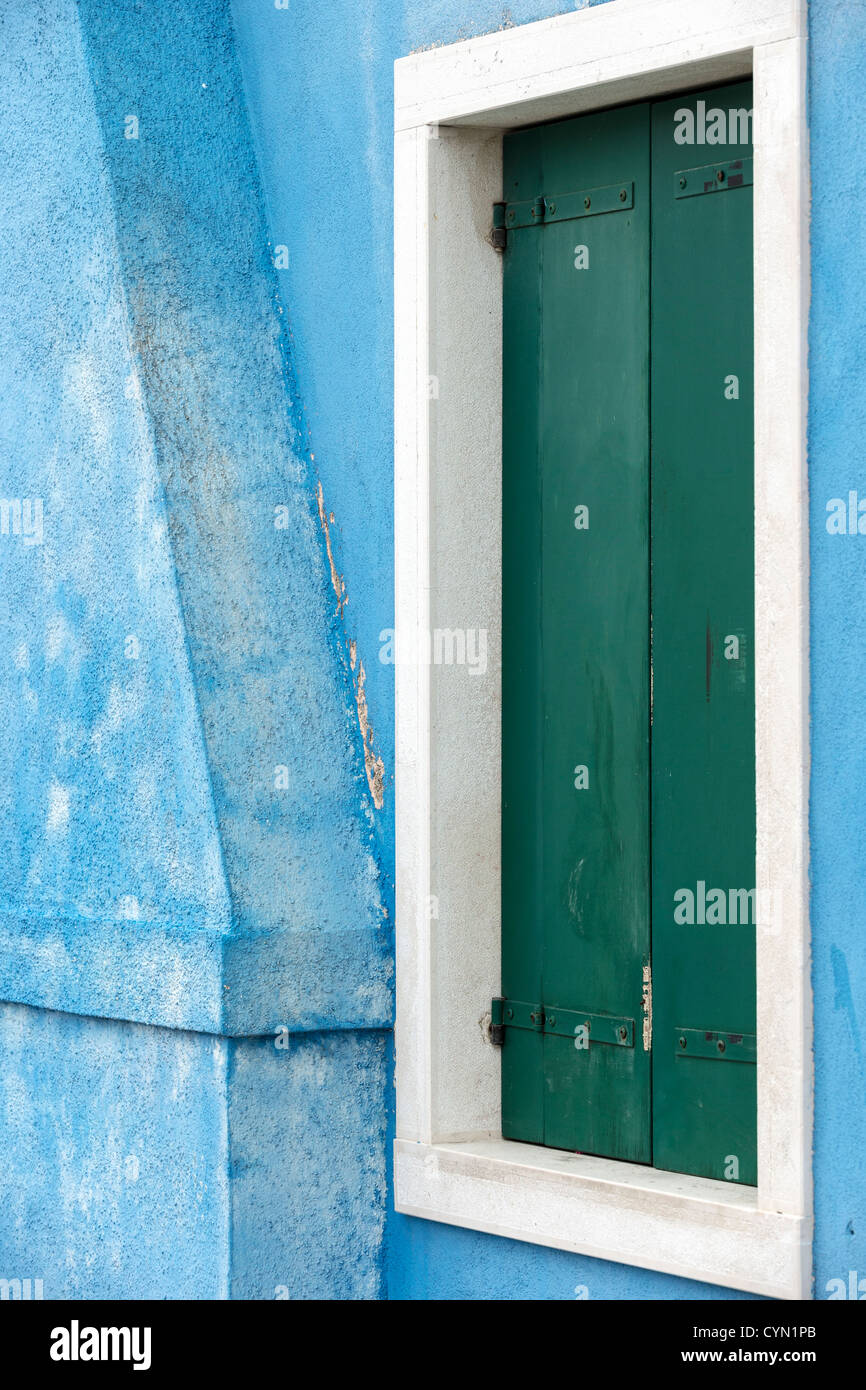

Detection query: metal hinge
xmin=674 ymin=157 xmax=753 ymax=199
xmin=675 ymin=1027 xmax=756 ymax=1062
xmin=491 ymin=998 xmax=634 ymax=1048
xmin=642 ymin=959 xmax=652 ymax=1052
xmin=492 ymin=180 xmax=634 ymax=249
xmin=491 ymin=201 xmax=508 ymax=251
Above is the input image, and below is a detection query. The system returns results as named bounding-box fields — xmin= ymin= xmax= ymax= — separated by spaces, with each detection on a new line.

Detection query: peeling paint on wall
xmin=315 ymin=478 xmax=386 ymax=809
xmin=355 ymin=658 xmax=386 ymax=810
xmin=315 ymin=479 xmax=347 ymax=618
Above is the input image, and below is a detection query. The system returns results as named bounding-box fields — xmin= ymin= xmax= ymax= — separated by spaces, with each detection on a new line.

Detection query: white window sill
xmin=395 ymin=1138 xmax=810 ymax=1300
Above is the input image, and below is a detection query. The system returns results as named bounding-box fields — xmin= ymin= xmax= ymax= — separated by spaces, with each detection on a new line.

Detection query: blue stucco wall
xmin=229 ymin=0 xmax=866 ymax=1300
xmin=1 ymin=0 xmax=863 ymax=1301
xmin=0 ymin=0 xmax=391 ymax=1036
xmin=0 ymin=0 xmax=232 ymax=1029
xmin=228 ymin=1030 xmax=388 ymax=1299
xmin=0 ymin=1001 xmax=388 ymax=1300
xmin=0 ymin=0 xmax=389 ymax=1300
xmin=807 ymin=0 xmax=866 ymax=1301
xmin=0 ymin=1000 xmax=230 ymax=1299
xmin=225 ymin=0 xmax=775 ymax=1300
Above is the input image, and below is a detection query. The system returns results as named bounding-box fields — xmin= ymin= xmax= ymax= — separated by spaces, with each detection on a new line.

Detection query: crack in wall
xmin=316 ymin=480 xmax=347 ymax=619
xmin=316 ymin=481 xmax=385 ymax=810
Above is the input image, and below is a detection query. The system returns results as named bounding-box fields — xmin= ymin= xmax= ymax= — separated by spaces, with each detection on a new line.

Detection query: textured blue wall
xmin=0 ymin=0 xmax=391 ymax=1036
xmin=0 ymin=0 xmax=232 ymax=1029
xmin=0 ymin=1001 xmax=388 ymax=1300
xmin=807 ymin=0 xmax=866 ymax=1301
xmin=227 ymin=0 xmax=772 ymax=1300
xmin=0 ymin=0 xmax=389 ymax=1300
xmin=0 ymin=1001 xmax=230 ymax=1299
xmin=228 ymin=1030 xmax=388 ymax=1299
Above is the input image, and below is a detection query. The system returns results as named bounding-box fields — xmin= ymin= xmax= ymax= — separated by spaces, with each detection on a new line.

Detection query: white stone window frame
xmin=394 ymin=0 xmax=810 ymax=1300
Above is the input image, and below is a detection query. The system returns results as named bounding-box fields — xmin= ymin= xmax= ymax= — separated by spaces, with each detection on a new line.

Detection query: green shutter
xmin=501 ymin=104 xmax=652 ymax=1163
xmin=650 ymin=83 xmax=756 ymax=1185
xmin=499 ymin=83 xmax=756 ymax=1184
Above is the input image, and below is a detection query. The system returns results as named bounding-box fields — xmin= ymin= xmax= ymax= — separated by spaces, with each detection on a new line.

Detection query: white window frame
xmin=394 ymin=0 xmax=810 ymax=1300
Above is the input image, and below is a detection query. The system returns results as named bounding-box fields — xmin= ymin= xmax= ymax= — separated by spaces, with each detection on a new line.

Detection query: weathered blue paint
xmin=807 ymin=0 xmax=866 ymax=1303
xmin=0 ymin=0 xmax=232 ymax=1028
xmin=0 ymin=0 xmax=389 ymax=1299
xmin=0 ymin=0 xmax=863 ymax=1301
xmin=228 ymin=1029 xmax=388 ymax=1300
xmin=0 ymin=1000 xmax=230 ymax=1300
xmin=0 ymin=0 xmax=390 ymax=1033
xmin=0 ymin=1001 xmax=388 ymax=1300
xmin=227 ymin=0 xmax=765 ymax=1301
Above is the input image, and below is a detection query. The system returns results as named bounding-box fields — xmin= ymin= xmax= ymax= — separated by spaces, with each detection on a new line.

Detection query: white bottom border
xmin=395 ymin=1139 xmax=811 ymax=1299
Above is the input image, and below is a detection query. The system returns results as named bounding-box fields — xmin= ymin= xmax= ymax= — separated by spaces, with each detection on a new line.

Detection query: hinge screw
xmin=619 ymin=189 xmax=627 ymax=201
xmin=679 ymin=177 xmax=686 ymax=189
xmin=618 ymin=1026 xmax=628 ymax=1042
xmin=717 ymin=1038 xmax=726 ymax=1053
xmin=716 ymin=169 xmax=725 ymax=183
xmin=547 ymin=202 xmax=556 ymax=215
xmin=584 ymin=196 xmax=591 ymax=209
xmin=548 ymin=1014 xmax=556 ymax=1026
xmin=678 ymin=1035 xmax=687 ymax=1049
xmin=506 ymin=1008 xmax=513 ymax=1019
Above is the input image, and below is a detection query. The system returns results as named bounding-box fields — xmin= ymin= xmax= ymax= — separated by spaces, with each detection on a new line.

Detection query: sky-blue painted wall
xmin=229 ymin=0 xmax=866 ymax=1299
xmin=807 ymin=0 xmax=866 ymax=1300
xmin=0 ymin=0 xmax=863 ymax=1301
xmin=0 ymin=0 xmax=389 ymax=1301
xmin=228 ymin=0 xmax=857 ymax=1301
xmin=0 ymin=1001 xmax=388 ymax=1299
xmin=0 ymin=1001 xmax=229 ymax=1299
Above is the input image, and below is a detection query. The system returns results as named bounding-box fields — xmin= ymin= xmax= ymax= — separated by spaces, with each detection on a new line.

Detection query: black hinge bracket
xmin=491 ymin=998 xmax=634 ymax=1048
xmin=491 ymin=201 xmax=508 ymax=251
xmin=674 ymin=157 xmax=753 ymax=199
xmin=674 ymin=1027 xmax=757 ymax=1062
xmin=497 ymin=180 xmax=634 ymax=236
xmin=490 ymin=995 xmax=506 ymax=1044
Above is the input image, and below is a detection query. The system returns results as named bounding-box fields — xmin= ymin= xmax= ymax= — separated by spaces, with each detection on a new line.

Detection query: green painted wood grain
xmin=501 ymin=84 xmax=756 ymax=1181
xmin=650 ymin=81 xmax=756 ymax=1185
xmin=501 ymin=105 xmax=651 ymax=1161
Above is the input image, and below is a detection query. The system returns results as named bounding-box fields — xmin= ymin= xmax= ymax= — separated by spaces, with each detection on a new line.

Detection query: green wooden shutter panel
xmin=500 ymin=82 xmax=756 ymax=1184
